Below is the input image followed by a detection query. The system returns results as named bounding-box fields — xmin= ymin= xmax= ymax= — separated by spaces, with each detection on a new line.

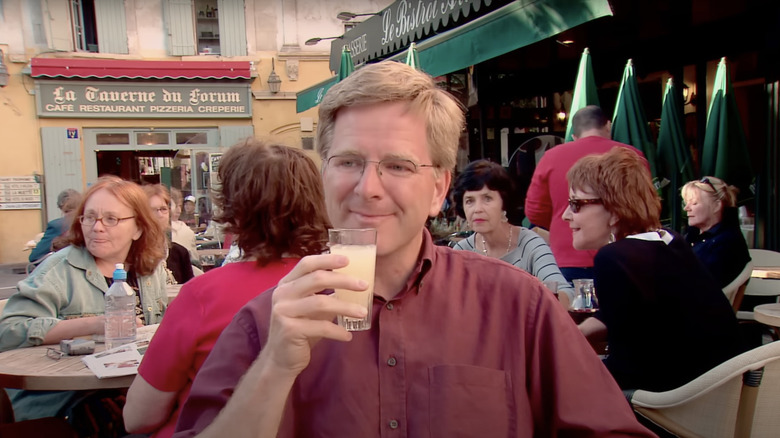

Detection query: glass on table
xmin=571 ymin=278 xmax=597 ymax=311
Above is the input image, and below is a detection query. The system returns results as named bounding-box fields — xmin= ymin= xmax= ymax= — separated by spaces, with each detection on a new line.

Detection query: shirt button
xmin=387 ymin=357 xmax=397 ymax=367
xmin=388 ymin=419 xmax=399 ymax=429
xmin=386 ymin=303 xmax=394 ymax=310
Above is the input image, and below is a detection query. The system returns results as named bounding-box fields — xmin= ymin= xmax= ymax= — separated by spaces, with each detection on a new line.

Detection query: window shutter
xmin=219 ymin=126 xmax=253 ymax=148
xmin=94 ymin=0 xmax=128 ymax=54
xmin=164 ymin=0 xmax=196 ymax=56
xmin=40 ymin=127 xmax=84 ymax=222
xmin=217 ymin=0 xmax=247 ymax=57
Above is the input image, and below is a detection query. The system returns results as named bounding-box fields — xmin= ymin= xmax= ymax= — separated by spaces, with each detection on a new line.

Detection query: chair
xmin=736 ymin=250 xmax=780 ymax=322
xmin=626 ymin=341 xmax=780 ymax=438
xmin=0 ymin=388 xmax=77 ymax=437
xmin=25 ymin=251 xmax=53 ymax=276
xmin=723 ymin=261 xmax=753 ymax=312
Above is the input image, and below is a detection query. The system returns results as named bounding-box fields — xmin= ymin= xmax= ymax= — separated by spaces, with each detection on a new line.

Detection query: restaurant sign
xmin=330 ymin=0 xmax=511 ymax=71
xmin=35 ymin=81 xmax=252 ymax=119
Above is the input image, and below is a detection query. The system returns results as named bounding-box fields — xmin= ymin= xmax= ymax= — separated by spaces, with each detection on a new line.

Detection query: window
xmin=71 ymin=0 xmax=97 ymax=52
xmin=165 ymin=0 xmax=246 ymax=57
xmin=72 ymin=0 xmax=128 ymax=53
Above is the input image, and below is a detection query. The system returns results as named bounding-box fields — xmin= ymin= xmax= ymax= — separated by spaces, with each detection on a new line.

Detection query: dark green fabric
xmin=657 ymin=78 xmax=694 ymax=231
xmin=338 ymin=46 xmax=355 ymax=81
xmin=296 ymin=76 xmax=338 ymax=113
xmin=405 ymin=42 xmax=421 ymax=71
xmin=611 ymin=59 xmax=658 ymax=178
xmin=565 ymin=48 xmax=601 ymax=142
xmin=701 ymin=57 xmax=753 ymax=199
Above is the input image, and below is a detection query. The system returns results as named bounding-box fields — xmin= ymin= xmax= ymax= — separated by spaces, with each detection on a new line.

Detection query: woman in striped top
xmin=452 ymin=160 xmax=574 ymax=306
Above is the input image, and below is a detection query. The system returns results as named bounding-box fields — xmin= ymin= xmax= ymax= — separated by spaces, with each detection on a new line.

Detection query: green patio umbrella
xmin=611 ymin=59 xmax=658 ymax=179
xmin=405 ymin=42 xmax=421 ymax=71
xmin=564 ymin=48 xmax=600 ymax=142
xmin=701 ymin=57 xmax=753 ymax=197
xmin=338 ymin=46 xmax=355 ymax=81
xmin=657 ymin=78 xmax=695 ymax=231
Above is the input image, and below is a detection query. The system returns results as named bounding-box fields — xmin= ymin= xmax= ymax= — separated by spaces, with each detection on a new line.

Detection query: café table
xmin=167 ymin=284 xmax=183 ymax=304
xmin=0 ymin=325 xmax=157 ymax=391
xmin=753 ymin=303 xmax=780 ymax=328
xmin=751 ymin=267 xmax=780 ymax=279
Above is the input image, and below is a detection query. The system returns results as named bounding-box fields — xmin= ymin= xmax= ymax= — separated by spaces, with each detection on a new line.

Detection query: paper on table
xmin=82 ymin=324 xmax=158 ymax=379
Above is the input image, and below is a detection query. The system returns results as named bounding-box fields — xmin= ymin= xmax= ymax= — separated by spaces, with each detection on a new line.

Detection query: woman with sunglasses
xmin=452 ymin=160 xmax=575 ymax=307
xmin=0 ymin=176 xmax=167 ymax=426
xmin=681 ymin=176 xmax=751 ymax=288
xmin=563 ymin=148 xmax=743 ymax=392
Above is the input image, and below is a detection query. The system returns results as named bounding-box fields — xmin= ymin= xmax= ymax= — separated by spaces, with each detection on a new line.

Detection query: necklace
xmin=479 ymin=227 xmax=513 ymax=257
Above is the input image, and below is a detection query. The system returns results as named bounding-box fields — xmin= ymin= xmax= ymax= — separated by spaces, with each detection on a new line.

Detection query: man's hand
xmin=264 ymin=253 xmax=369 ymax=377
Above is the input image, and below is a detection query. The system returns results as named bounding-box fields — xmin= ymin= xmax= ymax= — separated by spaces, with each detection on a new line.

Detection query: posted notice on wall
xmin=0 ymin=176 xmax=42 ymax=210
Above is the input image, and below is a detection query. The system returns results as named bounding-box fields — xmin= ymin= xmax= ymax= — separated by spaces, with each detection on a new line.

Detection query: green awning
xmin=296 ymin=76 xmax=338 ymax=113
xmin=389 ymin=0 xmax=613 ymax=77
xmin=298 ymin=0 xmax=612 ymax=113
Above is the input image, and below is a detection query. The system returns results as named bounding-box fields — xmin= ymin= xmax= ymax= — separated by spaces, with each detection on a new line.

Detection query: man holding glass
xmin=173 ymin=63 xmax=653 ymax=437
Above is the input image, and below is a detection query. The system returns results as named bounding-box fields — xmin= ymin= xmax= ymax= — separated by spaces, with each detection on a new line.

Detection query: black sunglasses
xmin=568 ymin=198 xmax=603 ymax=213
xmin=699 ymin=177 xmax=719 ymax=194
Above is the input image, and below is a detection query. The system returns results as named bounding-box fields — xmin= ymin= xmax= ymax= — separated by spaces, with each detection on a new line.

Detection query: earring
xmin=608 ymin=232 xmax=616 ymax=244
xmin=502 ymin=211 xmax=508 ymax=223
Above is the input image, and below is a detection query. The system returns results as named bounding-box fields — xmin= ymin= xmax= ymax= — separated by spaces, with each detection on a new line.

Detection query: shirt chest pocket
xmin=429 ymin=365 xmax=515 ymax=438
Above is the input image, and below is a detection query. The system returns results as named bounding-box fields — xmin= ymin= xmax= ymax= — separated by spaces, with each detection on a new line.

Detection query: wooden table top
xmin=0 ymin=325 xmax=157 ymax=391
xmin=752 ymin=267 xmax=780 ymax=279
xmin=754 ymin=303 xmax=780 ymax=328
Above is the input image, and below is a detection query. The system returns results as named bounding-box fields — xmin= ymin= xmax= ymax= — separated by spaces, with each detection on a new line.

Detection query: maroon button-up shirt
xmin=174 ymin=231 xmax=654 ymax=437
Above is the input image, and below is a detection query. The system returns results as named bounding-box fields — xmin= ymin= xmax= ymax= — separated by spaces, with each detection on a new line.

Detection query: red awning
xmin=31 ymin=58 xmax=252 ymax=80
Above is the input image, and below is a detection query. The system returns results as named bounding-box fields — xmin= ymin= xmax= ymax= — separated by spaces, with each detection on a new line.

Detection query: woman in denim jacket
xmin=0 ymin=176 xmax=167 ymax=422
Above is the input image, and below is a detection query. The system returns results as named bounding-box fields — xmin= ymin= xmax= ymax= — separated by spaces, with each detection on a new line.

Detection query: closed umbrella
xmin=702 ymin=57 xmax=753 ymax=197
xmin=611 ymin=59 xmax=658 ymax=178
xmin=564 ymin=48 xmax=600 ymax=142
xmin=405 ymin=42 xmax=421 ymax=71
xmin=338 ymin=46 xmax=355 ymax=81
xmin=657 ymin=78 xmax=695 ymax=231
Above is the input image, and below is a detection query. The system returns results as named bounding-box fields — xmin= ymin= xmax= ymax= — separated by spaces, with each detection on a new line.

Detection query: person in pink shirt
xmin=122 ymin=139 xmax=331 ymax=438
xmin=525 ymin=105 xmax=647 ymax=282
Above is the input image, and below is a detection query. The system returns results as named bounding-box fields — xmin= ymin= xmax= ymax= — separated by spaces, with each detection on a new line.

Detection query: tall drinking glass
xmin=572 ymin=278 xmax=597 ymax=310
xmin=328 ymin=228 xmax=377 ymax=331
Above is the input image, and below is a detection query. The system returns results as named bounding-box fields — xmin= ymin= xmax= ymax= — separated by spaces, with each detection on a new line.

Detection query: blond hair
xmin=681 ymin=176 xmax=738 ymax=208
xmin=316 ymin=61 xmax=464 ymax=171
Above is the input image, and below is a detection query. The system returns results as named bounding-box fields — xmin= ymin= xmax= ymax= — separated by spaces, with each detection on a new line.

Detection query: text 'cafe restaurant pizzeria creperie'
xmin=29 ymin=58 xmax=254 ymax=226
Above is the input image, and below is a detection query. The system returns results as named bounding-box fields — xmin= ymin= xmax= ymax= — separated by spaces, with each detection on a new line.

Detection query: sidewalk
xmin=0 ymin=263 xmax=27 ymax=300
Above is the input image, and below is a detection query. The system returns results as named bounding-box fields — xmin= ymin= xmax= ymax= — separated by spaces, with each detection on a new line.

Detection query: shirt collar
xmin=400 ymin=229 xmax=435 ymax=296
xmin=626 ymin=229 xmax=674 ymax=245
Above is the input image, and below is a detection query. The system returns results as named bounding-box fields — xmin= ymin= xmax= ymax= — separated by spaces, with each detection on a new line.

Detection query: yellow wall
xmin=0 ymin=58 xmax=48 ymax=264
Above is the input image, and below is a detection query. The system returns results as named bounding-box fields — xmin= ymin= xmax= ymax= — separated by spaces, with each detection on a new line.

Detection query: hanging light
xmin=267 ymin=59 xmax=281 ymax=94
xmin=304 ymin=35 xmax=343 ymax=46
xmin=336 ymin=11 xmax=379 ymax=21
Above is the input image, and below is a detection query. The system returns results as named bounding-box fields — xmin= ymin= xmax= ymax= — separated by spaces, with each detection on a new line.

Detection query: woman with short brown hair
xmin=125 ymin=139 xmax=331 ymax=437
xmin=563 ymin=147 xmax=743 ymax=392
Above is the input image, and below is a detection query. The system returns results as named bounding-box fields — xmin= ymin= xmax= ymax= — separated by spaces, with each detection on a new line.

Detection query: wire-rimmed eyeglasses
xmin=46 ymin=348 xmax=65 ymax=361
xmin=568 ymin=198 xmax=603 ymax=213
xmin=79 ymin=215 xmax=135 ymax=227
xmin=326 ymin=154 xmax=436 ymax=178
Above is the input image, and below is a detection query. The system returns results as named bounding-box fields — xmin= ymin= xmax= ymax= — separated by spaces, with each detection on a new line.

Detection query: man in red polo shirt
xmin=173 ymin=65 xmax=654 ymax=438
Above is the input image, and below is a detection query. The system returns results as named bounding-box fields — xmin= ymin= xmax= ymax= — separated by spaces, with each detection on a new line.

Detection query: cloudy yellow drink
xmin=328 ymin=229 xmax=377 ymax=331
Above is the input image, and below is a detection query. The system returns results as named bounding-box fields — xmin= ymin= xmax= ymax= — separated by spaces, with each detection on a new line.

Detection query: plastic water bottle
xmin=104 ymin=263 xmax=137 ymax=349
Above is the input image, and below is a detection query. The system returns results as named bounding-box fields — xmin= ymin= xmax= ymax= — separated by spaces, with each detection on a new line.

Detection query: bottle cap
xmin=113 ymin=263 xmax=127 ymax=281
